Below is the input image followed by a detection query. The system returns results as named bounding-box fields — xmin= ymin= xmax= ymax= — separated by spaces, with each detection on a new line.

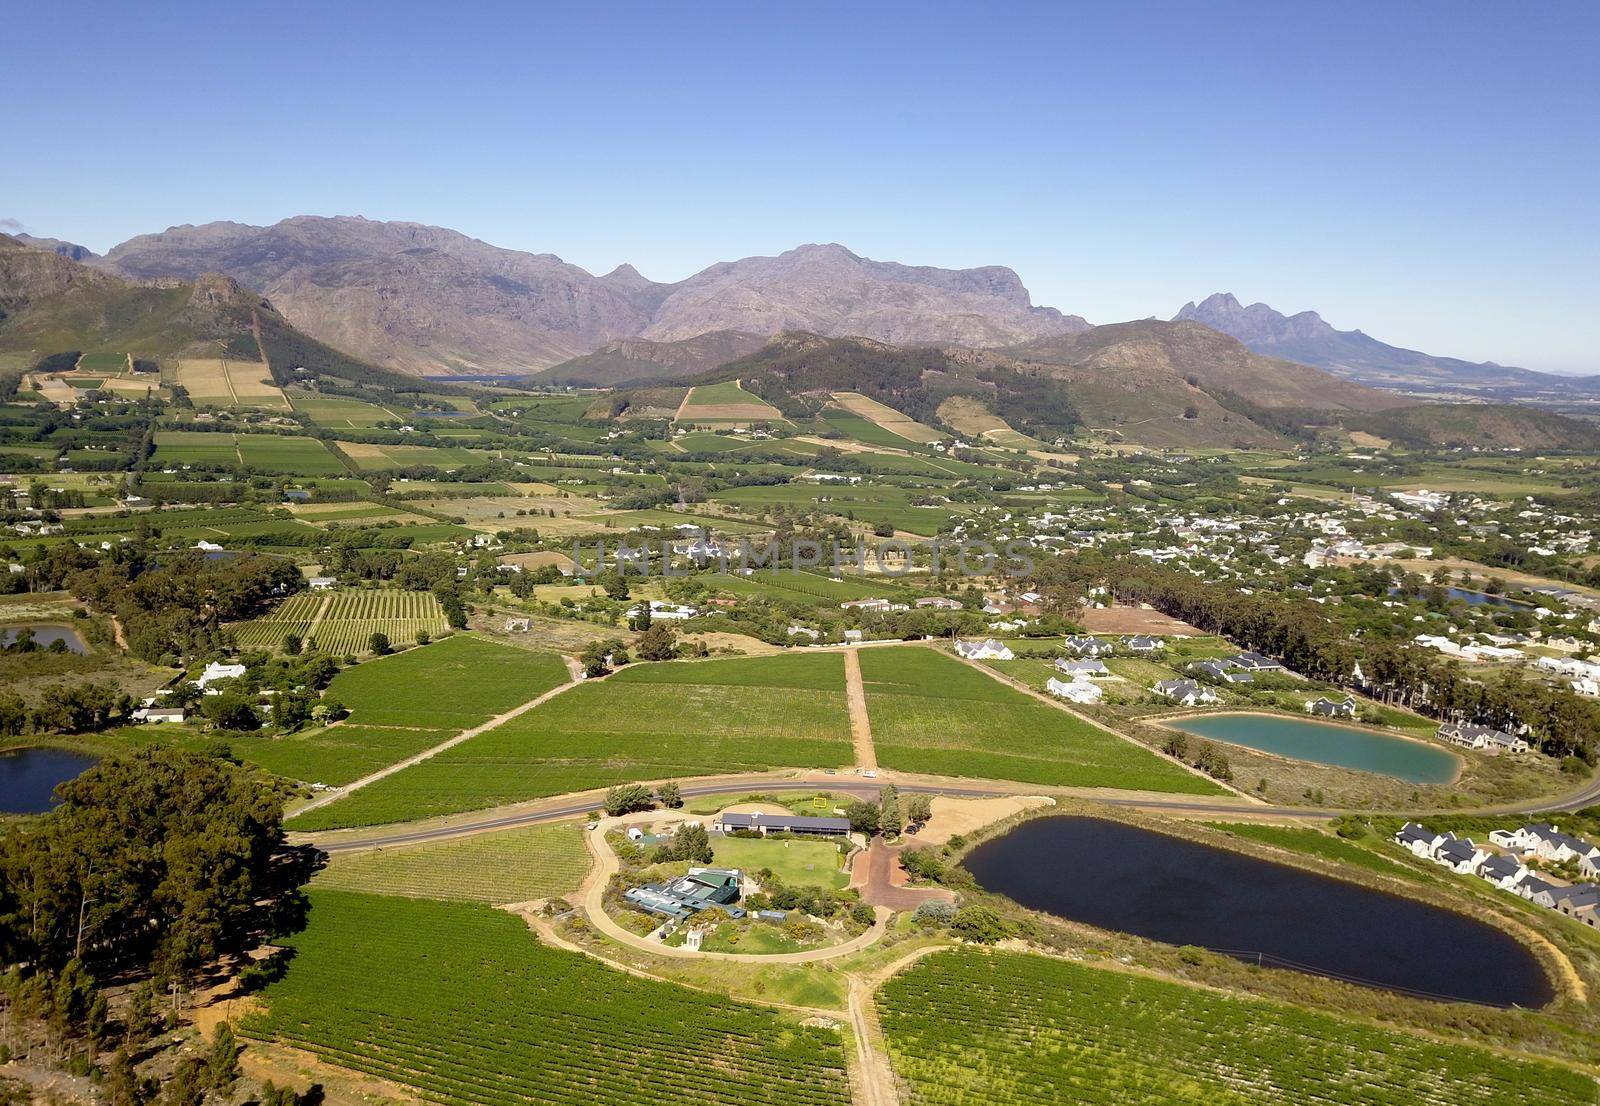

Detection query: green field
xmin=711 ymin=835 xmax=848 ymax=890
xmin=153 ymin=431 xmax=344 ymax=474
xmin=859 ymin=647 xmax=1222 ymax=793
xmin=879 ymin=949 xmax=1589 ymax=1106
xmin=318 ymin=633 xmax=570 ymax=729
xmin=233 ymin=589 xmax=451 ymax=656
xmin=242 ymin=891 xmax=852 ymax=1106
xmin=314 ymin=823 xmax=590 ymax=902
xmin=289 ymin=395 xmax=399 ymax=428
xmin=290 ymin=653 xmax=853 ymax=830
xmin=232 ymin=723 xmax=453 ymax=787
xmin=75 ymin=352 xmax=130 ymax=373
xmin=230 ymin=636 xmax=570 ymax=786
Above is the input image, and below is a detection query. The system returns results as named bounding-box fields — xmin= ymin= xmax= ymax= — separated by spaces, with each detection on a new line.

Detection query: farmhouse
xmin=1046 ymin=676 xmax=1103 ymax=704
xmin=915 ymin=596 xmax=963 ymax=610
xmin=131 ymin=705 xmax=187 ymax=724
xmin=955 ymin=638 xmax=1014 ymax=661
xmin=196 ymin=661 xmax=246 ymax=690
xmin=1120 ymin=635 xmax=1165 ymax=653
xmin=1305 ymin=695 xmax=1358 ymax=719
xmin=623 ymin=868 xmax=744 ymax=920
xmin=1228 ymin=652 xmax=1284 ymax=673
xmin=712 ymin=812 xmax=851 ymax=837
xmin=1433 ymin=835 xmax=1489 ymax=874
xmin=1153 ymin=678 xmax=1218 ymax=706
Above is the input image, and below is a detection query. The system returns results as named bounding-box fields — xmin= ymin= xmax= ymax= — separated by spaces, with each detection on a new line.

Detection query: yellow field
xmin=175 ymin=359 xmax=289 ymax=408
xmin=831 ymin=390 xmax=944 ymax=443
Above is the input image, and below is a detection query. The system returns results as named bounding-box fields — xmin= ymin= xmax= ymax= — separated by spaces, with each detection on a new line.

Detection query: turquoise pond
xmin=1165 ymin=713 xmax=1459 ymax=784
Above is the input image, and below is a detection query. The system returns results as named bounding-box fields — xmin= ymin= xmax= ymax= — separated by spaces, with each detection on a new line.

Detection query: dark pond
xmin=965 ymin=816 xmax=1552 ymax=1007
xmin=1 ymin=623 xmax=88 ymax=654
xmin=1388 ymin=585 xmax=1536 ymax=610
xmin=0 ymin=747 xmax=98 ymax=814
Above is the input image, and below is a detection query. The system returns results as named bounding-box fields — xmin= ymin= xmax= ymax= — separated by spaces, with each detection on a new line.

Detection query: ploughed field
xmin=879 ymin=949 xmax=1593 ymax=1106
xmin=242 ymin=891 xmax=852 ymax=1106
xmin=859 ymin=647 xmax=1223 ymax=794
xmin=288 ymin=652 xmax=853 ymax=830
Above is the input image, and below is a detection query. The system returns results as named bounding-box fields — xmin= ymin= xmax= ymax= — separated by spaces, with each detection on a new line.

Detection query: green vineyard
xmin=242 ymin=891 xmax=853 ymax=1106
xmin=878 ymin=949 xmax=1594 ymax=1106
xmin=233 ymin=589 xmax=448 ymax=654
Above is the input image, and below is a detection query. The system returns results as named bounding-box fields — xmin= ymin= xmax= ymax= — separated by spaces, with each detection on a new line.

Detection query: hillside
xmin=643 ymin=332 xmax=1082 ymax=439
xmin=1176 ymin=292 xmax=1600 ymax=399
xmin=0 ymin=234 xmax=431 ymax=394
xmin=1001 ymin=320 xmax=1405 ymax=448
xmin=1339 ymin=403 xmax=1600 ymax=451
xmin=537 ymin=329 xmax=766 ymax=387
xmin=96 ymin=218 xmax=1086 ymax=375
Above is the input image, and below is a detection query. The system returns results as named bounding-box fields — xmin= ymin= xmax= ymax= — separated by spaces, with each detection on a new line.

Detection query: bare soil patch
xmin=918 ymin=795 xmax=1052 ymax=845
xmin=1080 ymin=604 xmax=1204 ymax=636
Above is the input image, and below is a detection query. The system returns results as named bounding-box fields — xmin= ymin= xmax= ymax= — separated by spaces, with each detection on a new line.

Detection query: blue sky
xmin=5 ymin=2 xmax=1597 ymax=372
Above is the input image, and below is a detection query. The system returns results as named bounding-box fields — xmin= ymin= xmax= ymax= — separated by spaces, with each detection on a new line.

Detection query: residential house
xmin=1433 ymin=835 xmax=1489 ymax=875
xmin=1153 ymin=678 xmax=1219 ymax=707
xmin=1046 ymin=677 xmax=1103 ymax=705
xmin=1306 ymin=695 xmax=1358 ymax=719
xmin=1437 ymin=721 xmax=1530 ymax=755
xmin=1191 ymin=659 xmax=1252 ymax=685
xmin=1552 ymin=883 xmax=1600 ymax=920
xmin=1121 ymin=635 xmax=1165 ymax=654
xmin=623 ymin=868 xmax=744 ymax=920
xmin=1054 ymin=658 xmax=1110 ymax=678
xmin=1063 ymin=635 xmax=1114 ymax=657
xmin=915 ymin=596 xmax=963 ymax=610
xmin=1228 ymin=652 xmax=1284 ymax=673
xmin=131 ymin=706 xmax=187 ymax=724
xmin=955 ymin=638 xmax=1014 ymax=661
xmin=1395 ymin=822 xmax=1442 ymax=859
xmin=1477 ymin=854 xmax=1527 ymax=891
xmin=308 ymin=576 xmax=336 ymax=590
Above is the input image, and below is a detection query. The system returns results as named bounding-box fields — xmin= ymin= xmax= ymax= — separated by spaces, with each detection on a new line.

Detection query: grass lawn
xmin=314 ymin=822 xmax=590 ymax=902
xmin=290 ymin=653 xmax=853 ymax=830
xmin=242 ymin=891 xmax=852 ymax=1106
xmin=712 ymin=835 xmax=848 ymax=889
xmin=859 ymin=647 xmax=1223 ymax=794
xmin=879 ymin=948 xmax=1590 ymax=1106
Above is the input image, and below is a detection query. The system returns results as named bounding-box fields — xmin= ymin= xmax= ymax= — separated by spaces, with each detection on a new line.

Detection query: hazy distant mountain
xmin=98 ymin=218 xmax=1086 ymax=375
xmin=1174 ymin=292 xmax=1600 ymax=396
xmin=13 ymin=233 xmax=99 ymax=263
xmin=643 ymin=243 xmax=1087 ymax=348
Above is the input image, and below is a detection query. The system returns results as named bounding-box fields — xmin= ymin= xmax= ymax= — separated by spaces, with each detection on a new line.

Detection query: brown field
xmin=831 ymin=391 xmax=943 ymax=443
xmin=497 ymin=550 xmax=578 ymax=573
xmin=937 ymin=396 xmax=1009 ymax=437
xmin=1080 ymin=604 xmax=1204 ymax=636
xmin=1347 ymin=430 xmax=1392 ymax=449
xmin=175 ymin=359 xmax=288 ymax=408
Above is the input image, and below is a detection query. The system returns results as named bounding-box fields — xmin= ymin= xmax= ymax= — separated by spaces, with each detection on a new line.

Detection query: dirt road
xmin=844 ymin=649 xmax=877 ymax=771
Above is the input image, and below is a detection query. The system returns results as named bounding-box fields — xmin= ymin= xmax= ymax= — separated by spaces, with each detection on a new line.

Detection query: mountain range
xmin=5 ymin=231 xmax=1594 ymax=451
xmin=93 ymin=218 xmax=1083 ymax=376
xmin=11 ymin=215 xmax=1583 ymax=399
xmin=1174 ymin=292 xmax=1600 ymax=398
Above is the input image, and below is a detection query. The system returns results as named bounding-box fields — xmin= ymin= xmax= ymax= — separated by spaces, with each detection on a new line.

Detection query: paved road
xmin=308 ymin=775 xmax=1323 ymax=853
